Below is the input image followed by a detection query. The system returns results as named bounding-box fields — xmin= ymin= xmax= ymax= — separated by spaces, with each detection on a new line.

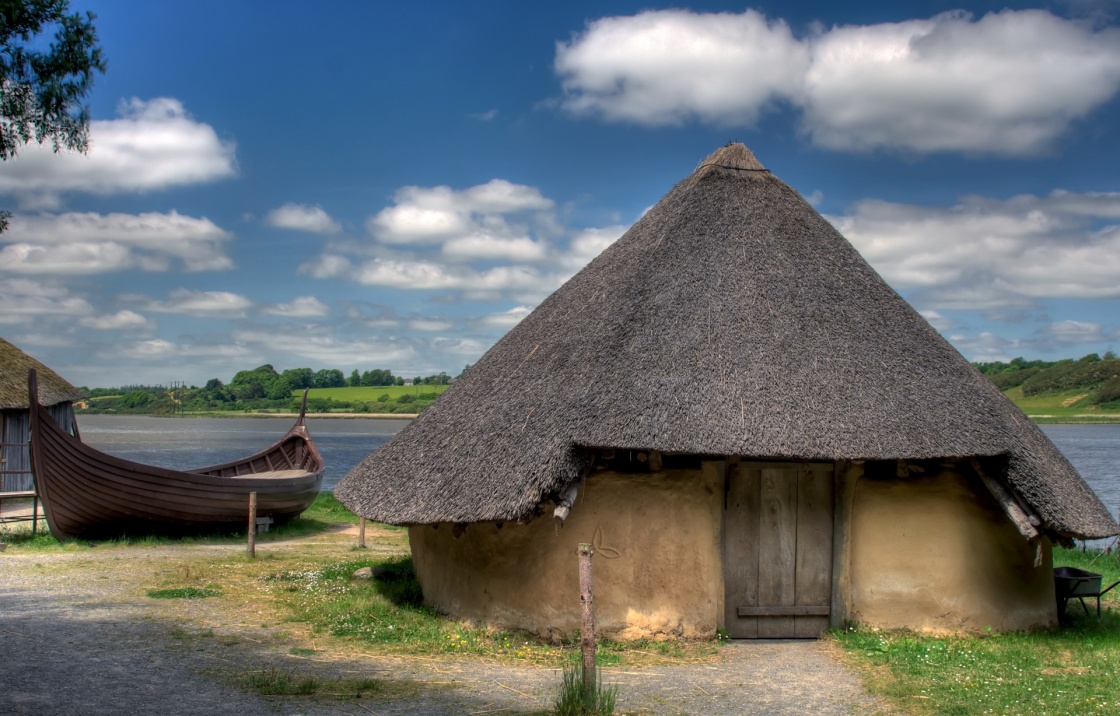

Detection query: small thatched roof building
xmin=1 ymin=337 xmax=84 ymax=493
xmin=338 ymin=145 xmax=1118 ymax=638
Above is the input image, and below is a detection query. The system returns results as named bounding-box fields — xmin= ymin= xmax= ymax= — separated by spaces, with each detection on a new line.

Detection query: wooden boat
xmin=27 ymin=369 xmax=324 ymax=541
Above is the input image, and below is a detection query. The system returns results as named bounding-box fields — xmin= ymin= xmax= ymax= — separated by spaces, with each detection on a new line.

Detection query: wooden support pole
xmin=578 ymin=542 xmax=596 ymax=708
xmin=358 ymin=516 xmax=367 ymax=549
xmin=969 ymin=458 xmax=1039 ymax=541
xmin=247 ymin=491 xmax=257 ymax=559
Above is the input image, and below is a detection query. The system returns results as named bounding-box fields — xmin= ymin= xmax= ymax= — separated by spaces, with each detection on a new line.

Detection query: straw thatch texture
xmin=336 ymin=144 xmax=1118 ymax=540
xmin=0 ymin=337 xmax=85 ymax=409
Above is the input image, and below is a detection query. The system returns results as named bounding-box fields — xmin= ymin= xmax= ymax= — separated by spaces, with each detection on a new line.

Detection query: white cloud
xmin=563 ymin=225 xmax=626 ymax=268
xmin=442 ymin=233 xmax=547 ymax=261
xmin=0 ymin=281 xmax=94 ymax=325
xmin=554 ymin=9 xmax=1120 ymax=154
xmin=830 ymin=190 xmax=1120 ymax=308
xmin=306 ymin=176 xmax=627 ymax=308
xmin=231 ymin=330 xmax=418 ymax=368
xmin=262 ymin=296 xmax=330 ymax=317
xmin=800 ymin=10 xmax=1120 ymax=154
xmin=919 ymin=310 xmax=952 ymax=332
xmin=477 ymin=305 xmax=533 ymax=328
xmin=367 ymin=179 xmax=553 ymax=245
xmin=0 ymin=98 xmax=237 ymax=205
xmin=0 ymin=210 xmax=233 ymax=274
xmin=1033 ymin=320 xmax=1109 ymax=346
xmin=142 ymin=289 xmax=253 ymax=317
xmin=300 ymin=253 xmax=353 ymax=279
xmin=78 ymin=310 xmax=153 ymax=330
xmin=265 ymin=203 xmax=341 ymax=235
xmin=555 ymin=9 xmax=806 ymax=126
xmin=409 ymin=318 xmax=453 ymax=332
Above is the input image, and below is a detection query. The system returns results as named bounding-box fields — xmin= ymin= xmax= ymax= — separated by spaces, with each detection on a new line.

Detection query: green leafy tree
xmin=280 ymin=367 xmax=313 ymax=389
xmin=267 ymin=375 xmax=294 ymax=400
xmin=348 ymin=369 xmax=361 ymax=387
xmin=312 ymin=368 xmax=345 ymax=388
xmin=1 ymin=0 xmax=107 ymax=231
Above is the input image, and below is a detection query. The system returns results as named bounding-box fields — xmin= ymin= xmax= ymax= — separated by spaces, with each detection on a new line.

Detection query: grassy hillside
xmin=977 ymin=355 xmax=1120 ymax=422
xmin=304 ymin=385 xmax=449 ymax=402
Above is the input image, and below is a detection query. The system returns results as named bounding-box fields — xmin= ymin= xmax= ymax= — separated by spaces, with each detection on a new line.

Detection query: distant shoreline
xmin=78 ymin=412 xmax=418 ymax=420
xmin=75 ymin=411 xmax=1120 ymax=424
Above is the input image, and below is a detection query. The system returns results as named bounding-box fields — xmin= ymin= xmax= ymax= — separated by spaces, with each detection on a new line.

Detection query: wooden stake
xmin=578 ymin=542 xmax=595 ymax=708
xmin=358 ymin=516 xmax=367 ymax=549
xmin=247 ymin=491 xmax=257 ymax=559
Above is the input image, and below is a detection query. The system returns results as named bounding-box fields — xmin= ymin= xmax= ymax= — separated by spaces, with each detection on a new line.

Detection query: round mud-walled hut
xmin=1 ymin=337 xmax=83 ymax=495
xmin=337 ymin=144 xmax=1119 ymax=639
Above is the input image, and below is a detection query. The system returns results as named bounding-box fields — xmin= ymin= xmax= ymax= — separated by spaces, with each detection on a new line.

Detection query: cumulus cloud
xmin=78 ymin=310 xmax=153 ymax=330
xmin=556 ymin=9 xmax=807 ymax=126
xmin=367 ymin=179 xmax=554 ymax=245
xmin=830 ymin=190 xmax=1120 ymax=308
xmin=231 ymin=329 xmax=418 ymax=368
xmin=0 ymin=280 xmax=94 ymax=325
xmin=141 ymin=289 xmax=253 ymax=317
xmin=409 ymin=318 xmax=453 ymax=332
xmin=563 ymin=226 xmax=626 ymax=268
xmin=0 ymin=210 xmax=233 ymax=274
xmin=303 ymin=176 xmax=627 ymax=311
xmin=476 ymin=305 xmax=533 ymax=328
xmin=262 ymin=296 xmax=330 ymax=317
xmin=555 ymin=9 xmax=1120 ymax=154
xmin=1033 ymin=320 xmax=1111 ymax=346
xmin=265 ymin=203 xmax=341 ymax=235
xmin=0 ymin=98 xmax=237 ymax=205
xmin=442 ymin=234 xmax=548 ymax=261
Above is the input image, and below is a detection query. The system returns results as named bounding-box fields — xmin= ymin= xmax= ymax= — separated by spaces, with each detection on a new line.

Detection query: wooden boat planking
xmin=28 ymin=368 xmax=324 ymax=541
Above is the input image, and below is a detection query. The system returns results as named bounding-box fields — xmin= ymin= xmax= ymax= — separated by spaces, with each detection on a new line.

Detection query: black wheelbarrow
xmin=1054 ymin=566 xmax=1120 ymax=619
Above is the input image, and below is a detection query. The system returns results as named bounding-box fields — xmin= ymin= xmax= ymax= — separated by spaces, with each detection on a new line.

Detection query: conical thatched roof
xmin=337 ymin=144 xmax=1118 ymax=540
xmin=0 ymin=337 xmax=85 ymax=409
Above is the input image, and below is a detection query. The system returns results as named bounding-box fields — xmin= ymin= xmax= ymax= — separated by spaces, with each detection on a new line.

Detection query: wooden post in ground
xmin=247 ymin=491 xmax=257 ymax=559
xmin=358 ymin=516 xmax=367 ymax=549
xmin=578 ymin=542 xmax=596 ymax=708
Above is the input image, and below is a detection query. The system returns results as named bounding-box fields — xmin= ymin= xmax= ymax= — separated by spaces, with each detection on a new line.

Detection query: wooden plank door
xmin=723 ymin=463 xmax=834 ymax=638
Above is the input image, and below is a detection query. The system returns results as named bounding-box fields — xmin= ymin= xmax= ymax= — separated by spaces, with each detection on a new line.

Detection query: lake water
xmin=74 ymin=416 xmax=1120 ymax=537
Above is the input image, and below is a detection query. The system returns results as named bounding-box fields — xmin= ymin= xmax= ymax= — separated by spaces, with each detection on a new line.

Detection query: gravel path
xmin=0 ymin=542 xmax=887 ymax=716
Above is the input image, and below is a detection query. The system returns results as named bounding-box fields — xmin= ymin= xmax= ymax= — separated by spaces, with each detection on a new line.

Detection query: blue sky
xmin=3 ymin=0 xmax=1120 ymax=387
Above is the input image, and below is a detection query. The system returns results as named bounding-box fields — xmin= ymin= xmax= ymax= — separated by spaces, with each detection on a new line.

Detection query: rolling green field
xmin=1004 ymin=386 xmax=1120 ymax=422
xmin=302 ymin=385 xmax=450 ymax=402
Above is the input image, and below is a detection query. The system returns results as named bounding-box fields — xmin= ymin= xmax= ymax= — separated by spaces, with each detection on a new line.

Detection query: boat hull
xmin=28 ymin=370 xmax=325 ymax=541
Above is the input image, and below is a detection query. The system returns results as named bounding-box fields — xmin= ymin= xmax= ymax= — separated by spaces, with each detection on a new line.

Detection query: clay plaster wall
xmin=408 ymin=465 xmax=723 ymax=640
xmin=848 ymin=466 xmax=1056 ymax=632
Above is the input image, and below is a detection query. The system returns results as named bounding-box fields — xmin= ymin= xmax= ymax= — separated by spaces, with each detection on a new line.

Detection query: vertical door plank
xmin=723 ymin=464 xmax=760 ymax=638
xmin=758 ymin=467 xmax=797 ymax=638
xmin=795 ymin=465 xmax=835 ymax=637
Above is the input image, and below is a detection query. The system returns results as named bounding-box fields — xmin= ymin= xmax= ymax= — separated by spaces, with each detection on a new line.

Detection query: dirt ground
xmin=0 ymin=526 xmax=887 ymax=716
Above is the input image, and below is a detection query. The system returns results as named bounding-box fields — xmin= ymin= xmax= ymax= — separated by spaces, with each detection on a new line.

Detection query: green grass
xmin=264 ymin=555 xmax=717 ymax=666
xmin=147 ymin=585 xmax=223 ymax=599
xmin=241 ymin=669 xmax=383 ymax=698
xmin=835 ymin=547 xmax=1120 ymax=716
xmin=554 ymin=665 xmax=618 ymax=716
xmin=1004 ymin=386 xmax=1120 ymax=423
xmin=302 ymin=385 xmax=449 ymax=403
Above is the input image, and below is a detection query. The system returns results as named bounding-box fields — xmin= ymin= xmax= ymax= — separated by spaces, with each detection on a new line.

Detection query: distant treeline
xmin=78 ymin=363 xmax=466 ymax=416
xmin=973 ymin=352 xmax=1120 ymax=407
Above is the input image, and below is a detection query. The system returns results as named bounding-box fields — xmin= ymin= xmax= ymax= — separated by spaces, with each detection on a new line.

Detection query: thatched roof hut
xmin=338 ymin=144 xmax=1117 ymax=637
xmin=1 ymin=337 xmax=83 ymax=494
xmin=1 ymin=338 xmax=85 ymax=411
